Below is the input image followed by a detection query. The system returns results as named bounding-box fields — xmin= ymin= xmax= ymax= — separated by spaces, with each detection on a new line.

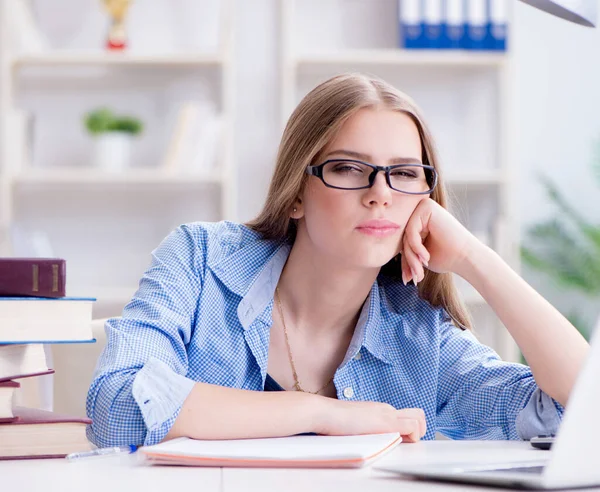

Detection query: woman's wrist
xmin=307 ymin=393 xmax=338 ymax=435
xmin=453 ymin=237 xmax=500 ymax=289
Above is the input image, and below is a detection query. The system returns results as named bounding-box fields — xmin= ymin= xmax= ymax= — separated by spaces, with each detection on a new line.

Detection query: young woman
xmin=86 ymin=73 xmax=588 ymax=448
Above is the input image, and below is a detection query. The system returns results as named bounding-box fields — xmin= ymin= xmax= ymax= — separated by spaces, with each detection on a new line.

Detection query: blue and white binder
xmin=423 ymin=0 xmax=443 ymax=48
xmin=399 ymin=0 xmax=425 ymax=49
xmin=465 ymin=0 xmax=488 ymax=50
xmin=443 ymin=0 xmax=465 ymax=49
xmin=488 ymin=0 xmax=507 ymax=51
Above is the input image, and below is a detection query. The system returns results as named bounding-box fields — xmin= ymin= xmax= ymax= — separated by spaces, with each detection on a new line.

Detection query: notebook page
xmin=144 ymin=433 xmax=401 ymax=461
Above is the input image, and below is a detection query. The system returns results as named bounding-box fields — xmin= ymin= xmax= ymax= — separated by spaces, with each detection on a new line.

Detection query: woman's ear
xmin=290 ymin=198 xmax=304 ymax=219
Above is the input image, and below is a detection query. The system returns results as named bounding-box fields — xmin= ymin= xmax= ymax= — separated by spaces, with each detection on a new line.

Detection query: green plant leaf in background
xmin=521 ymin=139 xmax=600 ymax=340
xmin=84 ymin=108 xmax=143 ymax=136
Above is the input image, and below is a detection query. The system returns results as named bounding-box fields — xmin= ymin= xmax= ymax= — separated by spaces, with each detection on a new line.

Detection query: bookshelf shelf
xmin=445 ymin=171 xmax=505 ymax=186
xmin=296 ymin=49 xmax=507 ymax=69
xmin=14 ymin=169 xmax=224 ymax=187
xmin=11 ymin=52 xmax=225 ymax=70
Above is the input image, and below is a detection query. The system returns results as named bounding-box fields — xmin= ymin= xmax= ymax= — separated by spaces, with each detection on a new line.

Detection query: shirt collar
xmin=207 ymin=232 xmax=288 ymax=299
xmin=341 ymin=280 xmax=398 ymax=366
xmin=208 ymin=232 xmax=396 ymax=365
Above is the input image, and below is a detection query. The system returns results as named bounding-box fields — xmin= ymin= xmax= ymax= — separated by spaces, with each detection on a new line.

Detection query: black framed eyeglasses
xmin=306 ymin=159 xmax=438 ymax=195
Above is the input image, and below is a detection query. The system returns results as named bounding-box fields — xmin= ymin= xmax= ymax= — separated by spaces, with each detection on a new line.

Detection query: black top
xmin=264 ymin=374 xmax=285 ymax=391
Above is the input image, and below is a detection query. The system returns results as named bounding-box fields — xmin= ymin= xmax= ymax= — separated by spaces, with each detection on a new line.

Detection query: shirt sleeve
xmin=86 ymin=225 xmax=203 ymax=447
xmin=435 ymin=311 xmax=563 ymax=440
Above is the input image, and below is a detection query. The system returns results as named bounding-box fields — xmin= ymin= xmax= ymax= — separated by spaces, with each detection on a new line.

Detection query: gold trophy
xmin=102 ymin=0 xmax=132 ymax=50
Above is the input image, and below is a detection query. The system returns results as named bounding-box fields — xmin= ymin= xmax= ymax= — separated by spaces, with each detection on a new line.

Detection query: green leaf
xmin=521 ymin=220 xmax=600 ymax=294
xmin=84 ymin=108 xmax=143 ymax=136
xmin=539 ymin=175 xmax=600 ymax=253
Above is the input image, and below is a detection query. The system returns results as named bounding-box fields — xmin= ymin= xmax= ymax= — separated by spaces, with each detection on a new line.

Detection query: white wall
xmin=512 ymin=0 xmax=600 ymax=330
xmin=233 ymin=0 xmax=280 ymax=222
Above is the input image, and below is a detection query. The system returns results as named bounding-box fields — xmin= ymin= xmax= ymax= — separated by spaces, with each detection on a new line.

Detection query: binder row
xmin=399 ymin=0 xmax=507 ymax=51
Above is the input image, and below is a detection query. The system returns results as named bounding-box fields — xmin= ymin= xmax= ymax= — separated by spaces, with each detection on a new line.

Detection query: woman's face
xmin=297 ymin=107 xmax=428 ymax=270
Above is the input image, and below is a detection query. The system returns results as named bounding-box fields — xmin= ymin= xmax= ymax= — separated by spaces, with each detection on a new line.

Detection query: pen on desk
xmin=66 ymin=445 xmax=137 ymax=462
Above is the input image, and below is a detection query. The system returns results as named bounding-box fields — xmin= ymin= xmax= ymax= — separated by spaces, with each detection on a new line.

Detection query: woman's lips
xmin=356 ymin=220 xmax=400 ymax=237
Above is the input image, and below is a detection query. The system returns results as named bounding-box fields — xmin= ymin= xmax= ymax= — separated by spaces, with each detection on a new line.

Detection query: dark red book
xmin=0 ymin=407 xmax=93 ymax=460
xmin=0 ymin=369 xmax=55 ymax=384
xmin=0 ymin=258 xmax=66 ymax=298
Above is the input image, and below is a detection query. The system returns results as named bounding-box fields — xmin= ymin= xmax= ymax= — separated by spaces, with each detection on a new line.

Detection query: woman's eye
xmin=333 ymin=165 xmax=363 ymax=173
xmin=391 ymin=170 xmax=417 ymax=178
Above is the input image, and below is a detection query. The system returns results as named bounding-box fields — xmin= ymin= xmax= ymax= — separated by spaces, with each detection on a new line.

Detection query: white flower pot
xmin=94 ymin=132 xmax=133 ymax=173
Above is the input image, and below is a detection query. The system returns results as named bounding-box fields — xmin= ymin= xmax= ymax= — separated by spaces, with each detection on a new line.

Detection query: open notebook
xmin=140 ymin=433 xmax=402 ymax=468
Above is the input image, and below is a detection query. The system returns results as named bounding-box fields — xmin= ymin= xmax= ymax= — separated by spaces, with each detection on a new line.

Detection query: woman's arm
xmin=454 ymin=242 xmax=588 ymax=407
xmin=401 ymin=198 xmax=589 ymax=408
xmin=165 ymin=383 xmax=321 ymax=440
xmin=164 ymin=382 xmax=427 ymax=442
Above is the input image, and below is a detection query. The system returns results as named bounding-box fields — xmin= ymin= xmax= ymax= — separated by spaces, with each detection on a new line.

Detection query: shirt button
xmin=353 ymin=352 xmax=362 ymax=360
xmin=343 ymin=387 xmax=354 ymax=399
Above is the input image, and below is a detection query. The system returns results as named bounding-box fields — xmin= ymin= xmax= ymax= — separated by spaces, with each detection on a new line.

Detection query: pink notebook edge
xmin=141 ymin=434 xmax=402 ymax=468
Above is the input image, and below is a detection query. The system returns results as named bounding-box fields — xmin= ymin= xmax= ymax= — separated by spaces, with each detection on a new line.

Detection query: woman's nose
xmin=362 ymin=171 xmax=392 ymax=207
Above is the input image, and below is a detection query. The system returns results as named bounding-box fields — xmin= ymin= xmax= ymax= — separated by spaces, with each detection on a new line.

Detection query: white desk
xmin=2 ymin=441 xmax=592 ymax=492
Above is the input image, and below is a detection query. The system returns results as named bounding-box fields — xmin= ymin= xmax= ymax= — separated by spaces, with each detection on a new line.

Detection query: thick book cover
xmin=0 ymin=369 xmax=55 ymax=384
xmin=0 ymin=406 xmax=93 ymax=460
xmin=0 ymin=380 xmax=20 ymax=388
xmin=0 ymin=297 xmax=96 ymax=343
xmin=0 ymin=258 xmax=66 ymax=298
xmin=141 ymin=433 xmax=402 ymax=468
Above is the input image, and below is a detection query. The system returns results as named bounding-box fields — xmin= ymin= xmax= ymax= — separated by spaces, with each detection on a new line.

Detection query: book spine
xmin=488 ymin=0 xmax=507 ymax=51
xmin=0 ymin=259 xmax=66 ymax=298
xmin=399 ymin=0 xmax=425 ymax=49
xmin=424 ymin=0 xmax=443 ymax=49
xmin=443 ymin=0 xmax=465 ymax=49
xmin=465 ymin=0 xmax=488 ymax=50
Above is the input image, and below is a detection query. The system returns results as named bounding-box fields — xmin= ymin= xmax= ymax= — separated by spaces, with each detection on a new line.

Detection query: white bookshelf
xmin=11 ymin=52 xmax=224 ymax=68
xmin=279 ymin=0 xmax=519 ymax=362
xmin=295 ymin=49 xmax=507 ymax=68
xmin=0 ymin=0 xmax=236 ymax=318
xmin=14 ymin=168 xmax=225 ymax=186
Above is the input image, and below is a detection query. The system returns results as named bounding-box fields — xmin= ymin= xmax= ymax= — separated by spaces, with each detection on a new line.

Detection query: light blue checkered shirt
xmin=86 ymin=221 xmax=563 ymax=447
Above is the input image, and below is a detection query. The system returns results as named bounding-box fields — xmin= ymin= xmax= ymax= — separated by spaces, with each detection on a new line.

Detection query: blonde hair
xmin=246 ymin=73 xmax=471 ymax=330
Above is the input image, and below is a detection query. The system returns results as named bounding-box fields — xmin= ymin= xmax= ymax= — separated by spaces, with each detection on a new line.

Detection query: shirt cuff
xmin=132 ymin=357 xmax=196 ymax=446
xmin=515 ymin=387 xmax=564 ymax=440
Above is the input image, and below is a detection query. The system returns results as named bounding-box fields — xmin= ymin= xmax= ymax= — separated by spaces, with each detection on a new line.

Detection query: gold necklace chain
xmin=275 ymin=287 xmax=334 ymax=395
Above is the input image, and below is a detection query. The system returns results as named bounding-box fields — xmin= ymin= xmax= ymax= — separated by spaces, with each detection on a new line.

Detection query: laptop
xmin=375 ymin=317 xmax=600 ymax=490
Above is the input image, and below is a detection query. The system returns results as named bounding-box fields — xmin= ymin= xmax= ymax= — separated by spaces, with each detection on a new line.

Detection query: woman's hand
xmin=315 ymin=399 xmax=427 ymax=443
xmin=400 ymin=198 xmax=480 ymax=285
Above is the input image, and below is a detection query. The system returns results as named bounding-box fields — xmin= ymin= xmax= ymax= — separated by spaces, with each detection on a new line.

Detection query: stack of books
xmin=0 ymin=258 xmax=96 ymax=460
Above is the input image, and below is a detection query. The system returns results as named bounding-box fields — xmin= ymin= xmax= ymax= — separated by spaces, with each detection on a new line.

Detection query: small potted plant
xmin=84 ymin=107 xmax=143 ymax=173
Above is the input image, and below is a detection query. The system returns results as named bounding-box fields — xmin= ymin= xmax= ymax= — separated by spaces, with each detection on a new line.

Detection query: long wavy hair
xmin=246 ymin=73 xmax=471 ymax=330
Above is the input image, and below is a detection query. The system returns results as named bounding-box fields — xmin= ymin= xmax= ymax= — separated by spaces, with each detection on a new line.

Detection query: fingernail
xmin=412 ymin=269 xmax=418 ymax=286
xmin=419 ymin=255 xmax=429 ymax=268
